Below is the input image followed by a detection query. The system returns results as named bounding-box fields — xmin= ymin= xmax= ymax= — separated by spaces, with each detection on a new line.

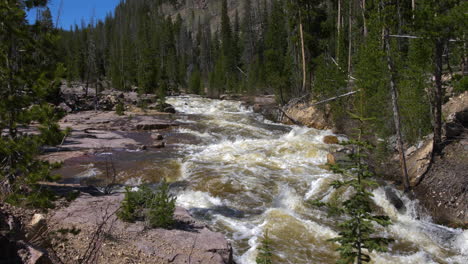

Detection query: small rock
xmin=384 ymin=187 xmax=406 ymax=213
xmin=153 ymin=142 xmax=166 ymax=149
xmin=152 ymin=134 xmax=164 ymax=140
xmin=137 ymin=145 xmax=147 ymax=151
xmin=26 ymin=214 xmax=47 ymax=243
xmin=327 ymin=151 xmax=352 ymax=166
xmin=252 ymin=104 xmax=262 ymax=113
xmin=323 ymin=135 xmax=339 ymax=144
xmin=163 ymin=106 xmax=176 ymax=114
xmin=58 ymin=103 xmax=72 ymax=113
xmin=444 ymin=121 xmax=464 ymax=139
xmin=29 ymin=214 xmax=46 ymax=228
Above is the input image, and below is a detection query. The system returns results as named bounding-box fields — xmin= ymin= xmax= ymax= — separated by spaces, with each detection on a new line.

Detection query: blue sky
xmin=27 ymin=0 xmax=121 ymax=29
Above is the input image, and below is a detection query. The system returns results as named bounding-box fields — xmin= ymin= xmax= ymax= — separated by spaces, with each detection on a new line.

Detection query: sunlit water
xmin=63 ymin=95 xmax=467 ymax=263
xmin=166 ymin=96 xmax=467 ymax=264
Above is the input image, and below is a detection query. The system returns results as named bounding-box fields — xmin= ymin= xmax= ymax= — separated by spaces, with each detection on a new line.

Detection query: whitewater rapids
xmin=159 ymin=95 xmax=467 ymax=264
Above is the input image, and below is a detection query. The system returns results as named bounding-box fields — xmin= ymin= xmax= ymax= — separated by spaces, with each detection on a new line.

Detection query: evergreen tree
xmin=241 ymin=0 xmax=255 ymax=67
xmin=264 ymin=0 xmax=290 ymax=104
xmin=314 ymin=114 xmax=393 ymax=264
xmin=0 ymin=0 xmax=64 ymax=206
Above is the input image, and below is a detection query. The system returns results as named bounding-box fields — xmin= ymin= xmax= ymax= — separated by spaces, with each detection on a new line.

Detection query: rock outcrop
xmin=49 ymin=194 xmax=233 ymax=264
xmin=405 ymin=137 xmax=433 ymax=187
xmin=282 ymin=103 xmax=332 ymax=130
xmin=409 ymin=91 xmax=468 ymax=227
xmin=0 ymin=206 xmax=52 ymax=264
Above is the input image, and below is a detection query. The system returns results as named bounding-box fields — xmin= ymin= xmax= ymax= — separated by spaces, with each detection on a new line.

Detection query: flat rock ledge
xmin=49 ymin=194 xmax=233 ymax=264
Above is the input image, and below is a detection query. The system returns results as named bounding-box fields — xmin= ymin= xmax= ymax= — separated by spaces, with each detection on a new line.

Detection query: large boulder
xmin=443 ymin=91 xmax=468 ymax=139
xmin=282 ymin=103 xmax=332 ymax=130
xmin=405 ymin=138 xmax=433 ymax=187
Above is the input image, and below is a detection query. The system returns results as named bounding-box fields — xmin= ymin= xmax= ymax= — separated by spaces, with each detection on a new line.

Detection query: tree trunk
xmin=462 ymin=33 xmax=467 ymax=75
xmin=299 ymin=12 xmax=307 ymax=93
xmin=384 ymin=29 xmax=410 ymax=191
xmin=347 ymin=0 xmax=352 ymax=75
xmin=361 ymin=0 xmax=367 ymax=37
xmin=433 ymin=39 xmax=444 ymax=153
xmin=337 ymin=0 xmax=341 ymax=62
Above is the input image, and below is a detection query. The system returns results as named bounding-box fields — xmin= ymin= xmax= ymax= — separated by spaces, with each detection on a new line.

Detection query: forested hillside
xmin=60 ymin=0 xmax=466 ymax=145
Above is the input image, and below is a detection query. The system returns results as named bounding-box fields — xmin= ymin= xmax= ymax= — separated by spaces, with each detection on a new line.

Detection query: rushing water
xmin=61 ymin=95 xmax=468 ymax=263
xmin=165 ymin=96 xmax=467 ymax=264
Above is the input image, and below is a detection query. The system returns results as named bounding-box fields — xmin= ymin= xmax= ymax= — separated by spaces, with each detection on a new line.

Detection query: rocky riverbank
xmin=1 ymin=192 xmax=233 ymax=264
xmin=1 ymin=86 xmax=236 ymax=264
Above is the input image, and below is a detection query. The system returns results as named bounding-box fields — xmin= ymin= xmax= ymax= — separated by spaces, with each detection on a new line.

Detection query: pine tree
xmin=0 ymin=0 xmax=64 ymax=207
xmin=241 ymin=0 xmax=255 ymax=66
xmin=314 ymin=113 xmax=393 ymax=264
xmin=264 ymin=0 xmax=290 ymax=104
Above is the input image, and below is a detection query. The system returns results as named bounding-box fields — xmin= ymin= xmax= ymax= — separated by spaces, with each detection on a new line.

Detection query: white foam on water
xmin=75 ymin=165 xmax=100 ymax=178
xmin=177 ymin=190 xmax=224 ymax=209
xmin=372 ymin=251 xmax=437 ymax=264
xmin=161 ymin=95 xmax=468 ymax=264
xmin=373 ymin=187 xmax=468 ymax=263
xmin=177 ymin=127 xmax=214 ymax=140
xmin=124 ymin=176 xmax=142 ymax=186
xmin=273 ymin=185 xmax=304 ymax=212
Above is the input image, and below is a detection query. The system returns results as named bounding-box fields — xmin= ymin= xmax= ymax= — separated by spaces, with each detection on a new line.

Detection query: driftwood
xmin=389 ymin=34 xmax=461 ymax=42
xmin=277 ymin=107 xmax=301 ymax=125
xmin=330 ymin=57 xmax=358 ymax=81
xmin=278 ymin=90 xmax=360 ymax=125
xmin=309 ymin=90 xmax=360 ymax=107
xmin=236 ymin=66 xmax=248 ymax=77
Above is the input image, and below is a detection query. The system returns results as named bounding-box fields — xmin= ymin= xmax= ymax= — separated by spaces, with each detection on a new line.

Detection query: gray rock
xmin=444 ymin=121 xmax=464 ymax=139
xmin=152 ymin=141 xmax=166 ymax=148
xmin=384 ymin=187 xmax=406 ymax=213
xmin=58 ymin=103 xmax=72 ymax=113
xmin=49 ymin=194 xmax=233 ymax=264
xmin=136 ymin=121 xmax=172 ymax=130
xmin=163 ymin=106 xmax=176 ymax=114
xmin=152 ymin=133 xmax=164 ymax=140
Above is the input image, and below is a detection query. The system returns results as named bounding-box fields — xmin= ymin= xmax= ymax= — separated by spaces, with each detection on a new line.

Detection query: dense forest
xmin=59 ymin=0 xmax=467 ymax=146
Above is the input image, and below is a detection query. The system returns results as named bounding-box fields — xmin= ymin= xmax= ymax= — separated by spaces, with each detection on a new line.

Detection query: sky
xmin=27 ymin=0 xmax=121 ymax=29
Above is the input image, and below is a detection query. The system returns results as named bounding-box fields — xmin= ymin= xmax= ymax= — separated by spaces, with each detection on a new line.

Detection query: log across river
xmin=59 ymin=95 xmax=468 ymax=264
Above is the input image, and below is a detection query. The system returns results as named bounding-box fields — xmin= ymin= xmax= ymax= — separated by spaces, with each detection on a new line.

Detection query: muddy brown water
xmin=54 ymin=95 xmax=467 ymax=264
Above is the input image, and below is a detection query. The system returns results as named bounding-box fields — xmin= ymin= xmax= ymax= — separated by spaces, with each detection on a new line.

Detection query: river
xmin=61 ymin=95 xmax=468 ymax=264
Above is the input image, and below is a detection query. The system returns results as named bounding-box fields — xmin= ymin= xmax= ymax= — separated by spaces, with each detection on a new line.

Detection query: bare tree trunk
xmin=433 ymin=39 xmax=444 ymax=153
xmin=361 ymin=0 xmax=367 ymax=37
xmin=347 ymin=0 xmax=352 ymax=75
xmin=384 ymin=29 xmax=410 ymax=191
xmin=462 ymin=33 xmax=467 ymax=75
xmin=299 ymin=12 xmax=307 ymax=93
xmin=337 ymin=0 xmax=341 ymax=62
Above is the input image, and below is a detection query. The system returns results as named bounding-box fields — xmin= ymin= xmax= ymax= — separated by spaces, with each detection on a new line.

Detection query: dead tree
xmin=384 ymin=29 xmax=410 ymax=191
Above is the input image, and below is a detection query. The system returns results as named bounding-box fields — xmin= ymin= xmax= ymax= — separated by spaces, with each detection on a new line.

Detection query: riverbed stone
xmin=323 ymin=135 xmax=339 ymax=144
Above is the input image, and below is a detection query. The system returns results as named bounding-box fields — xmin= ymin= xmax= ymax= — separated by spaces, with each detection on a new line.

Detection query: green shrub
xmin=453 ymin=75 xmax=468 ymax=94
xmin=117 ymin=181 xmax=176 ymax=228
xmin=117 ymin=185 xmax=151 ymax=222
xmin=115 ymin=102 xmax=125 ymax=116
xmin=147 ymin=180 xmax=176 ymax=228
